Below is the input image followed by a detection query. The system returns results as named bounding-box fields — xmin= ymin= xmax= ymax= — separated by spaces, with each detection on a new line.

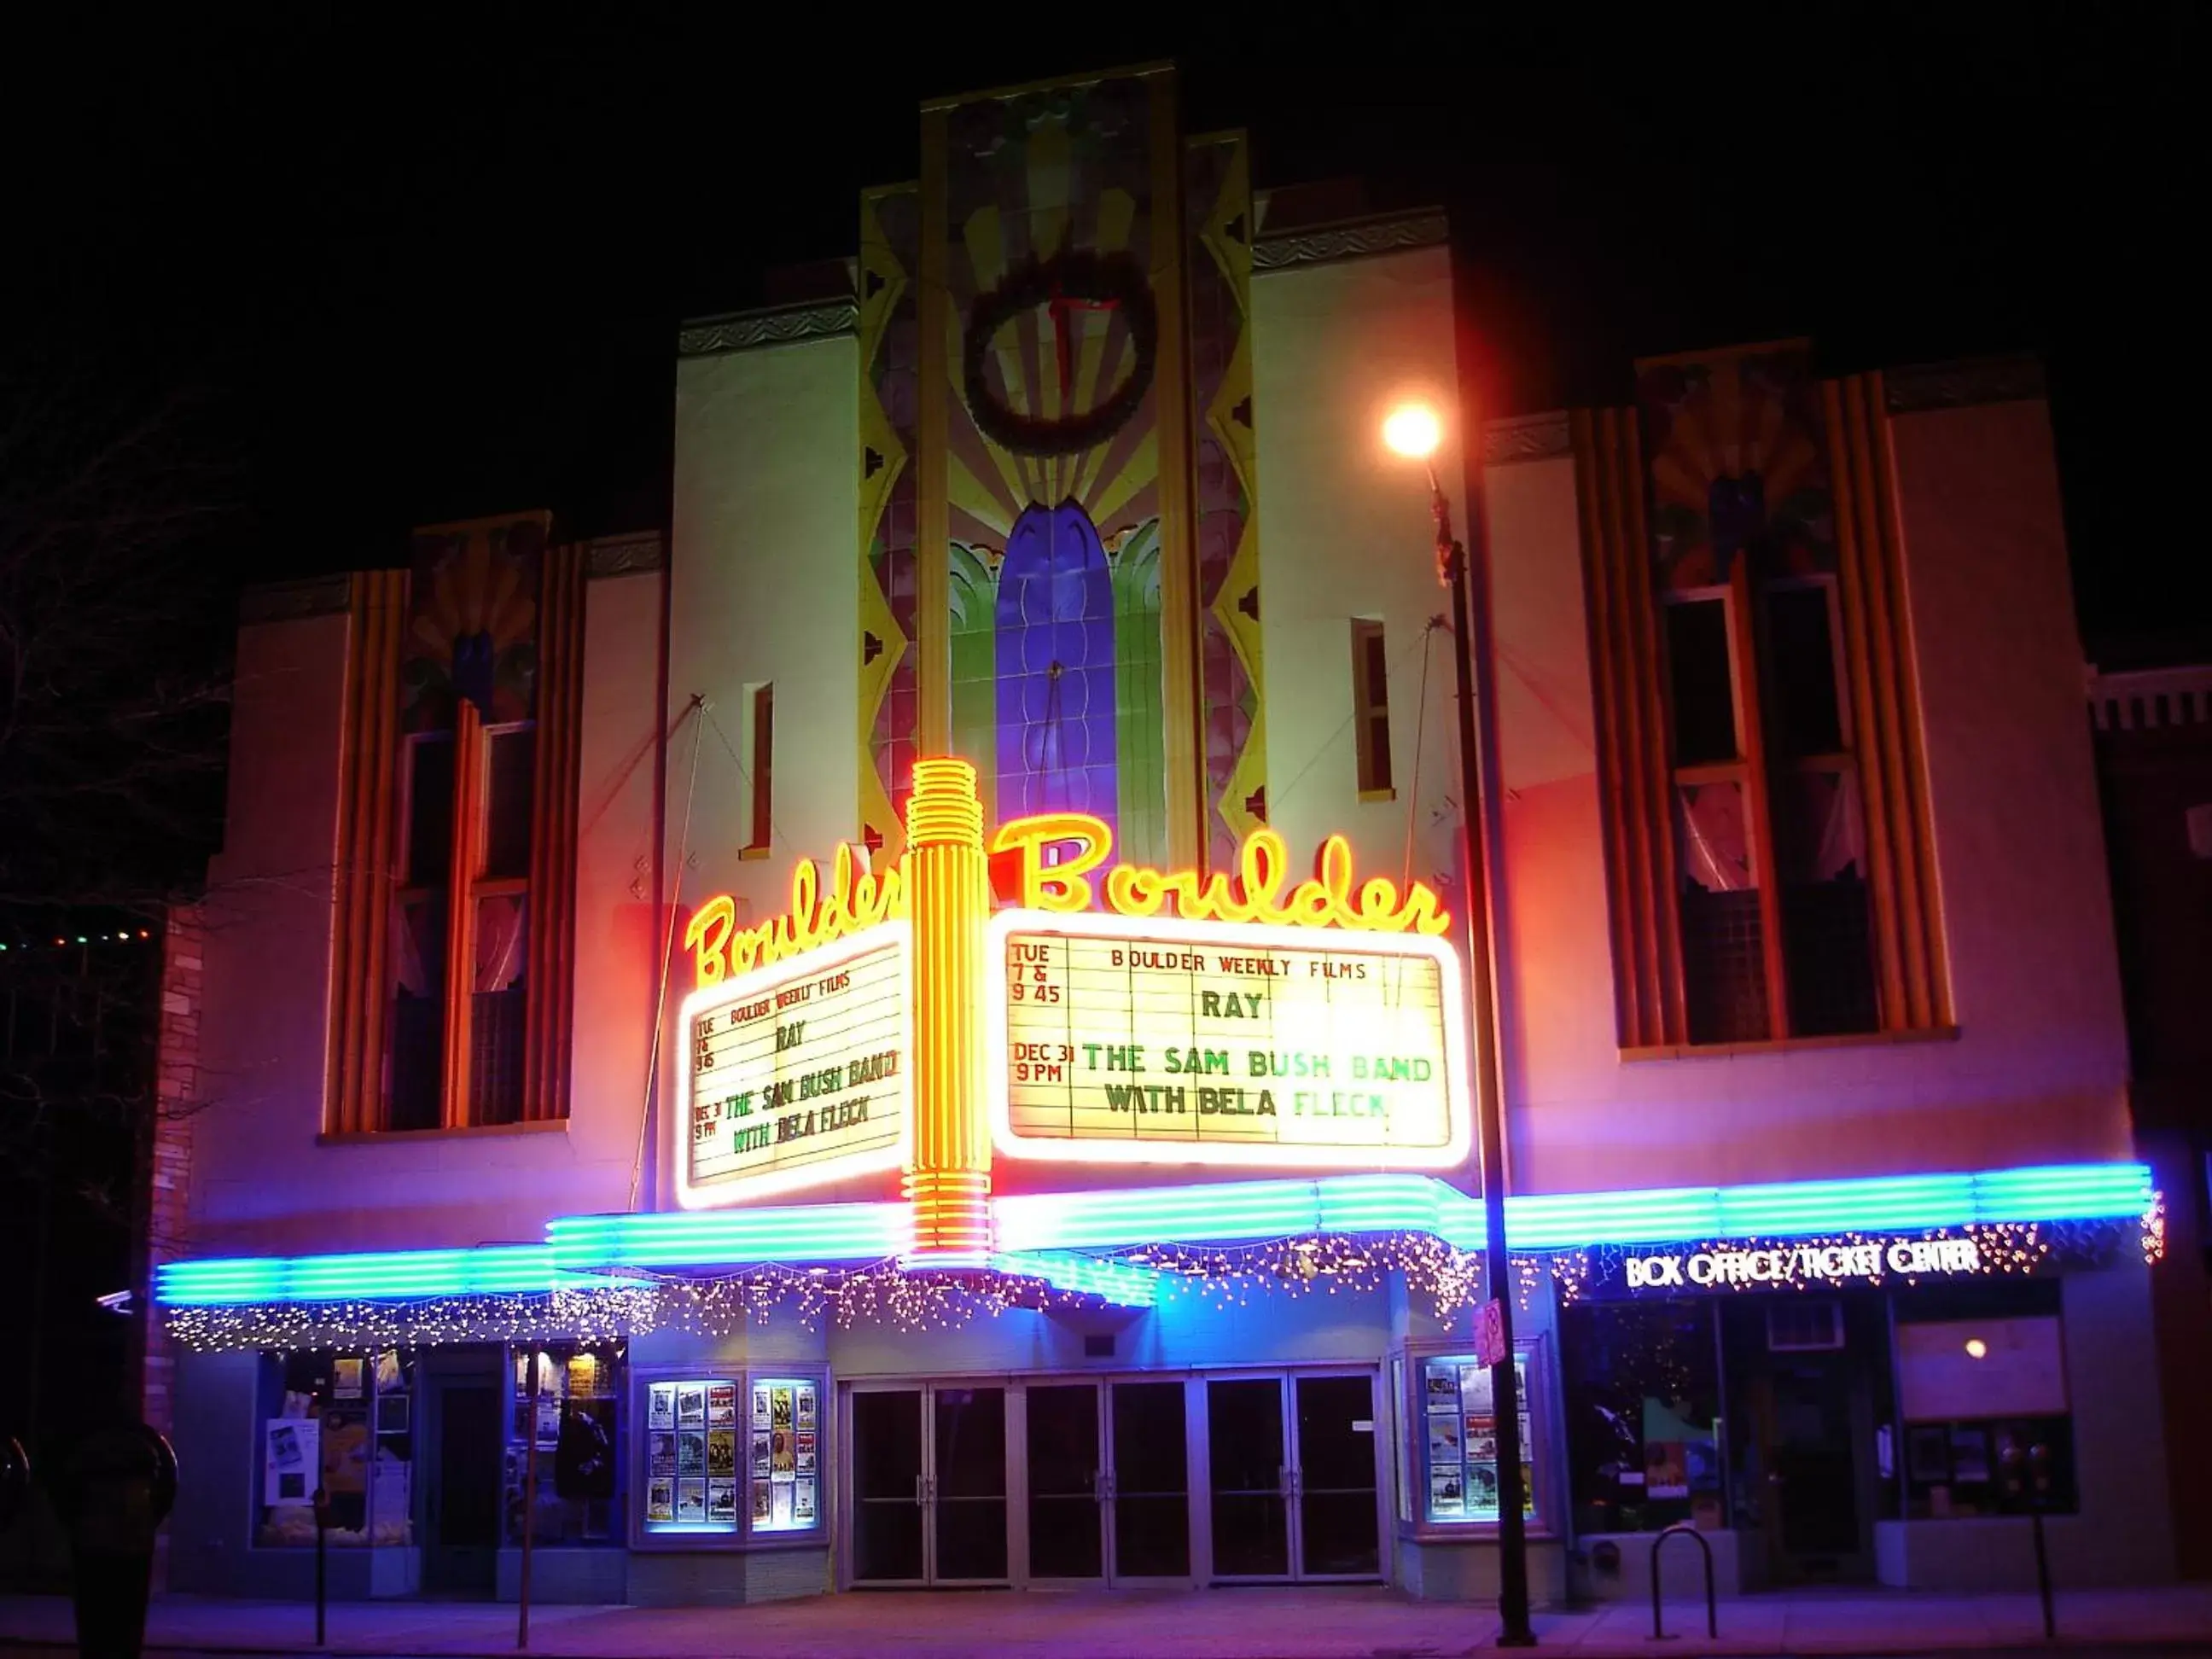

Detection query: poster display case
xmin=1397 ymin=1342 xmax=1546 ymax=1535
xmin=632 ymin=1366 xmax=826 ymax=1548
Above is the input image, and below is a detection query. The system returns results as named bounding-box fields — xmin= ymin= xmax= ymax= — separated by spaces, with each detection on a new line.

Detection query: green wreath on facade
xmin=962 ymin=249 xmax=1158 ymax=458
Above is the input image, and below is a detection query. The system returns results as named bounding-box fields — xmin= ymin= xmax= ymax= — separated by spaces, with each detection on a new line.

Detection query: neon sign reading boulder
xmin=686 ymin=812 xmax=1453 ymax=989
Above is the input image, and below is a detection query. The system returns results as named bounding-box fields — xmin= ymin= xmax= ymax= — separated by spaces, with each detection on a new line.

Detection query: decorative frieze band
xmin=239 ymin=573 xmax=352 ymax=626
xmin=1884 ymin=353 xmax=2046 ymax=413
xmin=1252 ymin=211 xmax=1449 ymax=271
xmin=1484 ymin=411 xmax=1573 ymax=466
xmin=678 ymin=301 xmax=859 ymax=358
xmin=585 ymin=533 xmax=665 ymax=579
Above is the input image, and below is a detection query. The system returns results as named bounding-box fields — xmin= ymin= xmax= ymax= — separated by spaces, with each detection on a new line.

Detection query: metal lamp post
xmin=1384 ymin=404 xmax=1536 ymax=1646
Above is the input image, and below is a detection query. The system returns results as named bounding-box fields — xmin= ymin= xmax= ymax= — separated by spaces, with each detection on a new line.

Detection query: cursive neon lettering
xmin=696 ymin=798 xmax=1452 ymax=987
xmin=687 ymin=843 xmax=907 ymax=987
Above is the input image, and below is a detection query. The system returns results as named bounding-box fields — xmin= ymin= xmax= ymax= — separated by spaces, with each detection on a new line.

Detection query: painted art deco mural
xmin=858 ymin=67 xmax=1264 ymax=874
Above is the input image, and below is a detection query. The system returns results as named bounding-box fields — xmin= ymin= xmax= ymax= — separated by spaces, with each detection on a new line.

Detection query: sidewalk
xmin=3 ymin=1584 xmax=2211 ymax=1658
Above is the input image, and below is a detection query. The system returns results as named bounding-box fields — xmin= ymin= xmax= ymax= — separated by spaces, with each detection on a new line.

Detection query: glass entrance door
xmin=1758 ymin=1359 xmax=1871 ymax=1584
xmin=1207 ymin=1373 xmax=1382 ymax=1583
xmin=1208 ymin=1377 xmax=1291 ymax=1578
xmin=1027 ymin=1383 xmax=1102 ymax=1580
xmin=1109 ymin=1380 xmax=1190 ymax=1581
xmin=932 ymin=1386 xmax=1008 ymax=1580
xmin=1024 ymin=1379 xmax=1191 ymax=1585
xmin=848 ymin=1384 xmax=1010 ymax=1586
xmin=851 ymin=1388 xmax=924 ymax=1583
xmin=1294 ymin=1374 xmax=1382 ymax=1578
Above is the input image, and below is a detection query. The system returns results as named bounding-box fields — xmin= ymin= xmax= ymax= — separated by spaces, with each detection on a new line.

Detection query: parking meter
xmin=56 ymin=1423 xmax=177 ymax=1659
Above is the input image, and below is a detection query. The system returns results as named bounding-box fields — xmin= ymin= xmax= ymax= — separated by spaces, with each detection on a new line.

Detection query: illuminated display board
xmin=675 ymin=923 xmax=912 ymax=1208
xmin=986 ymin=909 xmax=1471 ymax=1168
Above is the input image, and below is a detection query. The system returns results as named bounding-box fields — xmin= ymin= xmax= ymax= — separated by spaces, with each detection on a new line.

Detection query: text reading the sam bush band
xmin=1002 ymin=932 xmax=1453 ymax=1148
xmin=686 ymin=934 xmax=907 ymax=1193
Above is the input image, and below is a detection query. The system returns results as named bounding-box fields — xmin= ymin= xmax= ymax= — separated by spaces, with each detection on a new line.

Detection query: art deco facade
xmin=144 ymin=66 xmax=2174 ymax=1605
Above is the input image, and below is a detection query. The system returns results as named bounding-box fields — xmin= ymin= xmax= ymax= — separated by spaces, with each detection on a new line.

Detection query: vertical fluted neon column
xmin=902 ymin=757 xmax=992 ymax=1260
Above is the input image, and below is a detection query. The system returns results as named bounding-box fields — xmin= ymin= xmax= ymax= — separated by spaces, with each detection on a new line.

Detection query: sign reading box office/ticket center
xmin=985 ymin=910 xmax=1472 ymax=1169
xmin=675 ymin=923 xmax=913 ymax=1208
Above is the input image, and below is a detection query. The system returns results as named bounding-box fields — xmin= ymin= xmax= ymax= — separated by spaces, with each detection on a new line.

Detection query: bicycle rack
xmin=1650 ymin=1521 xmax=1718 ymax=1643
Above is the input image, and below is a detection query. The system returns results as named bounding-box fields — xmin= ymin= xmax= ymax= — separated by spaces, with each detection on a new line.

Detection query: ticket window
xmin=1894 ymin=1283 xmax=2075 ymax=1520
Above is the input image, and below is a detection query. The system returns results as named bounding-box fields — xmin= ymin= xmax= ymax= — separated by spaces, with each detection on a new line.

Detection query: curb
xmin=3 ymin=1638 xmax=2208 ymax=1659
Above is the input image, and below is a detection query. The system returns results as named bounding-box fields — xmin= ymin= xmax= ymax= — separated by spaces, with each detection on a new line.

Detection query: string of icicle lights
xmin=162 ymin=1214 xmax=2160 ymax=1353
xmin=161 ymin=1233 xmax=1492 ymax=1353
xmin=1131 ymin=1231 xmax=1484 ymax=1321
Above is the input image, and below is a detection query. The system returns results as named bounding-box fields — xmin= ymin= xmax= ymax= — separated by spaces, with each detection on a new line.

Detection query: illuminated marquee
xmin=673 ymin=762 xmax=1470 ymax=1234
xmin=986 ymin=908 xmax=1471 ymax=1169
xmin=675 ymin=923 xmax=914 ymax=1209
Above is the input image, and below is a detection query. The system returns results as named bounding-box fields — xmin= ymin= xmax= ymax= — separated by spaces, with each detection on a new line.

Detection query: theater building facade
xmin=148 ymin=65 xmax=2174 ymax=1606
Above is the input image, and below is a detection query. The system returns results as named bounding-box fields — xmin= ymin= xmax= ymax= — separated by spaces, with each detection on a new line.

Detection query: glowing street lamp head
xmin=1382 ymin=404 xmax=1442 ymax=460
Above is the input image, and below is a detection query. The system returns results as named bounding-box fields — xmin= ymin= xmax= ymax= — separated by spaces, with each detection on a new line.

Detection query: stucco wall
xmin=1249 ymin=246 xmax=1467 ymax=915
xmin=568 ymin=567 xmax=667 ymax=1209
xmin=188 ymin=612 xmax=348 ymax=1254
xmin=1480 ymin=399 xmax=2131 ymax=1198
xmin=661 ymin=335 xmax=864 ymax=1204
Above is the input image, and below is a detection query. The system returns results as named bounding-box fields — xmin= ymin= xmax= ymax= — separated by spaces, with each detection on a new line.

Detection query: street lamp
xmin=1384 ymin=402 xmax=1537 ymax=1646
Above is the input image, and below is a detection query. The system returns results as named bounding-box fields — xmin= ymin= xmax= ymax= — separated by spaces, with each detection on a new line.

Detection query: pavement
xmin=3 ymin=1584 xmax=2212 ymax=1658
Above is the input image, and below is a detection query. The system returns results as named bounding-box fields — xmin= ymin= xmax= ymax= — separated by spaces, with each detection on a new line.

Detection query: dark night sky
xmin=9 ymin=4 xmax=2203 ymax=656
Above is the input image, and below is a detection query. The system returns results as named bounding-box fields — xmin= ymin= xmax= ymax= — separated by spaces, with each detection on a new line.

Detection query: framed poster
xmin=263 ymin=1419 xmax=320 ymax=1507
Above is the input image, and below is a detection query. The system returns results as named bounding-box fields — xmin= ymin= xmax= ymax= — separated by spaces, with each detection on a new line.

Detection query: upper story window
xmin=1575 ymin=346 xmax=1951 ymax=1053
xmin=325 ymin=515 xmax=586 ymax=1135
xmin=389 ymin=717 xmax=533 ymax=1130
xmin=1351 ymin=620 xmax=1394 ymax=800
xmin=747 ymin=684 xmax=774 ymax=854
xmin=1661 ymin=567 xmax=1875 ymax=1044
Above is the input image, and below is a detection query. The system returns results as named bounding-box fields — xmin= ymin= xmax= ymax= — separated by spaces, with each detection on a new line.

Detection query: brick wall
xmin=143 ymin=903 xmax=203 ymax=1444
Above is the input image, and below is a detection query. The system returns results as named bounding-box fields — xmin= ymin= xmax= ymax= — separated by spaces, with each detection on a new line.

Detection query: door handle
xmin=915 ymin=1474 xmax=925 ymax=1506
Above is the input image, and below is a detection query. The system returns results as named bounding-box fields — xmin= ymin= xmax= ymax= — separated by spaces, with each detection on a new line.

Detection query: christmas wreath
xmin=962 ymin=248 xmax=1158 ymax=457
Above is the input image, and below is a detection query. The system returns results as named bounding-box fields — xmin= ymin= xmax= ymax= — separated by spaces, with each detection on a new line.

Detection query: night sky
xmin=10 ymin=5 xmax=2202 ymax=654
